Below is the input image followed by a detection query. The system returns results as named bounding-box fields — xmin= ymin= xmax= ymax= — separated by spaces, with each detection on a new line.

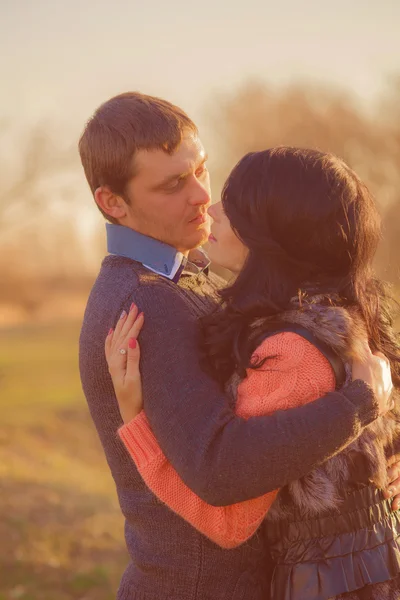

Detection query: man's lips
xmin=189 ymin=214 xmax=208 ymax=225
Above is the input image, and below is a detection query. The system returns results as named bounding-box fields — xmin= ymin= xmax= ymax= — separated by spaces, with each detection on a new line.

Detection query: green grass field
xmin=1 ymin=306 xmax=399 ymax=599
xmin=0 ymin=322 xmax=127 ymax=600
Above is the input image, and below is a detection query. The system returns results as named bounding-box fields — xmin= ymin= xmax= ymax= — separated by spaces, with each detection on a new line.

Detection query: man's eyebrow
xmin=152 ymin=154 xmax=209 ymax=190
xmin=152 ymin=171 xmax=188 ymax=190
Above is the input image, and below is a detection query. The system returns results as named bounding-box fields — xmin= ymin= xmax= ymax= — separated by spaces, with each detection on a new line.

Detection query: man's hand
xmin=352 ymin=346 xmax=393 ymax=416
xmin=384 ymin=454 xmax=400 ymax=511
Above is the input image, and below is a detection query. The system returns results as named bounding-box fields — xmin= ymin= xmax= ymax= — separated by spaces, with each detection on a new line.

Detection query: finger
xmin=108 ymin=347 xmax=128 ymax=380
xmin=128 ymin=312 xmax=145 ymax=341
xmin=105 ymin=327 xmax=114 ymax=361
xmin=387 ymin=462 xmax=400 ymax=482
xmin=111 ymin=309 xmax=129 ymax=350
xmin=126 ymin=337 xmax=141 ymax=381
xmin=119 ymin=303 xmax=139 ymax=340
xmin=118 ymin=312 xmax=145 ymax=351
xmin=383 ymin=475 xmax=400 ymax=499
xmin=392 ymin=494 xmax=400 ymax=511
xmin=112 ymin=304 xmax=139 ymax=351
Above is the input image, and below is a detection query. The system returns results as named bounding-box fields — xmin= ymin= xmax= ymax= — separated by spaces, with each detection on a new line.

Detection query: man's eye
xmin=166 ymin=179 xmax=183 ymax=192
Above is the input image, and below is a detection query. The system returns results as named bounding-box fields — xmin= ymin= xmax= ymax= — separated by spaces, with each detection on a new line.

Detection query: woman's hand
xmin=105 ymin=303 xmax=145 ymax=424
xmin=384 ymin=454 xmax=400 ymax=511
xmin=352 ymin=345 xmax=394 ymax=416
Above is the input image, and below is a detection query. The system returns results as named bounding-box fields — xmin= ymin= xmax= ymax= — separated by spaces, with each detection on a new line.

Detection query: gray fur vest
xmin=249 ymin=296 xmax=400 ymax=520
xmin=248 ymin=296 xmax=400 ymax=600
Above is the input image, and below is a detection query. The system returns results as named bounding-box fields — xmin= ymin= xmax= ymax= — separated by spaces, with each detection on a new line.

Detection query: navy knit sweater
xmin=79 ymin=255 xmax=378 ymax=600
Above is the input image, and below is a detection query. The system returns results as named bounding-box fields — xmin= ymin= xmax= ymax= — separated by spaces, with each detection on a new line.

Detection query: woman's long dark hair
xmin=201 ymin=147 xmax=400 ymax=391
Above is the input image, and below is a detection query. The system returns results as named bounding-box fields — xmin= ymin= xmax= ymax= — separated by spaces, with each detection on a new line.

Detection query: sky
xmin=1 ymin=0 xmax=399 ymax=139
xmin=1 ymin=0 xmax=399 ymax=253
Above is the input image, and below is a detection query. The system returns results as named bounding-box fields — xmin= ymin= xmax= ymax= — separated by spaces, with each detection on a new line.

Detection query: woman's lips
xmin=208 ymin=233 xmax=217 ymax=242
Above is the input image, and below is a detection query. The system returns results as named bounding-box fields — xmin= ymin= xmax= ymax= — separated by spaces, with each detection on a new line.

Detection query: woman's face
xmin=206 ymin=201 xmax=249 ymax=273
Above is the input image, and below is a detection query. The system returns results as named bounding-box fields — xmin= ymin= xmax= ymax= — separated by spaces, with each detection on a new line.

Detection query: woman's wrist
xmin=119 ymin=411 xmax=162 ymax=467
xmin=119 ymin=401 xmax=142 ymax=424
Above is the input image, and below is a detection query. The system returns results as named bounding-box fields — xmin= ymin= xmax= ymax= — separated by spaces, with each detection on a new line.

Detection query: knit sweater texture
xmin=119 ymin=332 xmax=335 ymax=548
xmin=79 ymin=255 xmax=378 ymax=600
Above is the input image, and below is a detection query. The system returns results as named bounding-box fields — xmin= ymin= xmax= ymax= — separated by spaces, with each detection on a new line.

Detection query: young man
xmin=79 ymin=92 xmax=397 ymax=600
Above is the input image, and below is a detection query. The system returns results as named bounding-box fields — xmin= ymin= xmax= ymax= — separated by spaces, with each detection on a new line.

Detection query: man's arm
xmin=132 ymin=284 xmax=379 ymax=507
xmin=115 ymin=333 xmax=339 ymax=548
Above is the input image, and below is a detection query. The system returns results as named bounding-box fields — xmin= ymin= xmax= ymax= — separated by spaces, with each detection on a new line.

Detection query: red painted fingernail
xmin=138 ymin=312 xmax=144 ymax=318
xmin=129 ymin=338 xmax=137 ymax=349
xmin=108 ymin=328 xmax=113 ymax=335
xmin=130 ymin=303 xmax=136 ymax=312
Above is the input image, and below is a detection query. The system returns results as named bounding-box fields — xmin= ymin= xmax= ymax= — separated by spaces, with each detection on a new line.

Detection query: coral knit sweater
xmin=119 ymin=332 xmax=336 ymax=549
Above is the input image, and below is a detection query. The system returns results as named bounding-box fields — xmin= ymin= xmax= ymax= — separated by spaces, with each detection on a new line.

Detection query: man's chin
xmin=185 ymin=227 xmax=210 ymax=250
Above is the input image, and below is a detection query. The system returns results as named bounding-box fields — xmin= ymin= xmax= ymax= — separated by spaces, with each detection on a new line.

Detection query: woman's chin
xmin=204 ymin=241 xmax=220 ymax=264
xmin=205 ymin=242 xmax=234 ymax=272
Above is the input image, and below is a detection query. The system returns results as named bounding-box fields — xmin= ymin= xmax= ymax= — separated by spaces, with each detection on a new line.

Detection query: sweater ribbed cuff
xmin=118 ymin=411 xmax=162 ymax=468
xmin=342 ymin=379 xmax=380 ymax=427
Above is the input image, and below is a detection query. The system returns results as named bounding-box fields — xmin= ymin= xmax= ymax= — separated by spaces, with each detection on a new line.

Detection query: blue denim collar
xmin=106 ymin=223 xmax=210 ymax=281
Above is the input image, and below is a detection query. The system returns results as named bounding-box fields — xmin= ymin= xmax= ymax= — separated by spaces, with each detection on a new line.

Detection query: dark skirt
xmin=266 ymin=486 xmax=400 ymax=600
xmin=335 ymin=573 xmax=400 ymax=599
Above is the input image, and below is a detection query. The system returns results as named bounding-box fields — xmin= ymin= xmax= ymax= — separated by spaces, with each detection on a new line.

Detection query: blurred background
xmin=1 ymin=0 xmax=399 ymax=598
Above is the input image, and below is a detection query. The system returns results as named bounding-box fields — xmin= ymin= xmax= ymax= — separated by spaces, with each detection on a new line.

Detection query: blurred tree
xmin=1 ymin=81 xmax=400 ymax=320
xmin=0 ymin=123 xmax=92 ymax=317
xmin=206 ymin=79 xmax=400 ymax=287
xmin=0 ymin=123 xmax=78 ymax=228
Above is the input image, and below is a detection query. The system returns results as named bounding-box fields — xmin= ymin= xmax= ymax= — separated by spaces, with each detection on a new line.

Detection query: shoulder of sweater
xmin=102 ymin=255 xmax=223 ymax=289
xmin=100 ymin=255 xmax=219 ymax=316
xmin=101 ymin=255 xmax=177 ymax=293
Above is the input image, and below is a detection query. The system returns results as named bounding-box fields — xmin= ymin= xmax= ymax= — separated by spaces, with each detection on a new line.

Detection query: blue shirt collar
xmin=106 ymin=223 xmax=210 ymax=281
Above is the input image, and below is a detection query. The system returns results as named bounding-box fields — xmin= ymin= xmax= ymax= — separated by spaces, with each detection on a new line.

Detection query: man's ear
xmin=95 ymin=187 xmax=127 ymax=220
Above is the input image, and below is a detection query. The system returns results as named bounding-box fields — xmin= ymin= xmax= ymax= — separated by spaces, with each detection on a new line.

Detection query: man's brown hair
xmin=79 ymin=92 xmax=198 ymax=220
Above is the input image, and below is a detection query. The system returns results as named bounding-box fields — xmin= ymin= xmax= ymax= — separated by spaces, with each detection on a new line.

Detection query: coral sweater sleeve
xmin=118 ymin=333 xmax=336 ymax=548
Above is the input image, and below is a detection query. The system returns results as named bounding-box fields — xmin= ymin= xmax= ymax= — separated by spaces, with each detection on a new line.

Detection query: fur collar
xmin=251 ymin=293 xmax=369 ymax=367
xmin=257 ymin=295 xmax=400 ymax=520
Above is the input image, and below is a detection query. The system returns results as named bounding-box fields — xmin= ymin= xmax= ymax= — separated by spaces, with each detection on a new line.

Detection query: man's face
xmin=123 ymin=134 xmax=211 ymax=254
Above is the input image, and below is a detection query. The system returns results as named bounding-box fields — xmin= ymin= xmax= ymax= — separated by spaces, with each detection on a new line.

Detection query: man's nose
xmin=189 ymin=178 xmax=211 ymax=206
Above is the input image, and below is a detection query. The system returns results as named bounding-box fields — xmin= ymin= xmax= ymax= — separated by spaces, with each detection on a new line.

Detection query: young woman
xmin=106 ymin=147 xmax=400 ymax=599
